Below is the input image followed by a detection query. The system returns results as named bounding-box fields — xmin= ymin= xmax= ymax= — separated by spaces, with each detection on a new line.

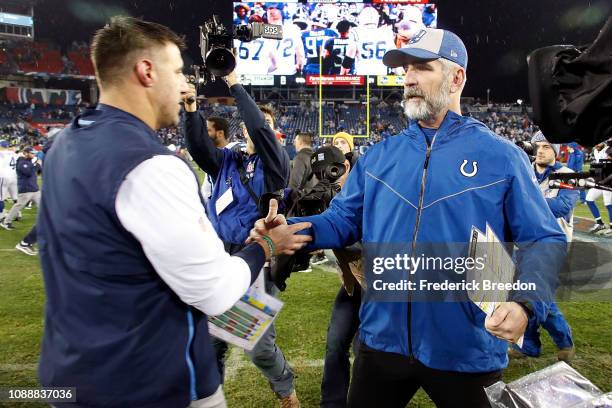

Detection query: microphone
xmin=578 ymin=178 xmax=598 ymax=189
xmin=548 ymin=180 xmax=577 ymax=190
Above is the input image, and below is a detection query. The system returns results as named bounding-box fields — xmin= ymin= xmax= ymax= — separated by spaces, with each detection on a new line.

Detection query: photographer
xmin=183 ymin=72 xmax=299 ymax=407
xmin=509 ymin=131 xmax=578 ymax=362
xmin=289 ymin=132 xmax=315 ymax=191
xmin=318 ymin=141 xmax=364 ymax=408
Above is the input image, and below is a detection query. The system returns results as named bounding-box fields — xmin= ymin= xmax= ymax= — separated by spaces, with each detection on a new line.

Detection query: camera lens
xmin=205 ymin=47 xmax=236 ymax=77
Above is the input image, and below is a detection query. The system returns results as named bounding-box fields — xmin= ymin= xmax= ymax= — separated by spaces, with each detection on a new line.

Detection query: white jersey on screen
xmin=234 ymin=38 xmax=276 ymax=75
xmin=271 ymin=22 xmax=305 ymax=75
xmin=354 ymin=24 xmax=395 ymax=75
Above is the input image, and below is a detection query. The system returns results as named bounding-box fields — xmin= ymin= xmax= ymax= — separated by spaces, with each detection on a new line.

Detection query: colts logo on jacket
xmin=460 ymin=160 xmax=478 ymax=177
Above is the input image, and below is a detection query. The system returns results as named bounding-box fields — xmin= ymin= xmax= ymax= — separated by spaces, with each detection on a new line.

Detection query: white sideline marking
xmin=225 ymin=355 xmax=325 ymax=380
xmin=0 ymin=363 xmax=37 ymax=371
xmin=224 ymin=346 xmax=246 ymax=381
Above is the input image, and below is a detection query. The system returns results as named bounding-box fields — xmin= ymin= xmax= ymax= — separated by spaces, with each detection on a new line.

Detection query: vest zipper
xmin=185 ymin=309 xmax=198 ymax=401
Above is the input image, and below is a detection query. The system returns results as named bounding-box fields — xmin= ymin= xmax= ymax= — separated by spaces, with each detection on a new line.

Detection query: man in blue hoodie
xmin=251 ymin=28 xmax=567 ymax=408
xmin=0 ymin=146 xmax=40 ymax=231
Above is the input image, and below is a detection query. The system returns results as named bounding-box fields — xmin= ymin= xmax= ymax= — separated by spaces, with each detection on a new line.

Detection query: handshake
xmin=247 ymin=199 xmax=312 ymax=260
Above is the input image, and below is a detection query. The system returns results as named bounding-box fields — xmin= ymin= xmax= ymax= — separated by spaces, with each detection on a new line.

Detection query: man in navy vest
xmin=37 ymin=16 xmax=310 ymax=408
xmin=183 ymin=70 xmax=299 ymax=407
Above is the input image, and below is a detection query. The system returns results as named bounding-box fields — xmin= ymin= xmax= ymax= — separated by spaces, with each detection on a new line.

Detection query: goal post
xmin=317 ymin=52 xmax=370 ymax=140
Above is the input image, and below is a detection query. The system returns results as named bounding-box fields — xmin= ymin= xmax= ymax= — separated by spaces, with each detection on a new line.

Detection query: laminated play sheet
xmin=467 ymin=224 xmax=523 ymax=347
xmin=207 ymin=279 xmax=283 ymax=351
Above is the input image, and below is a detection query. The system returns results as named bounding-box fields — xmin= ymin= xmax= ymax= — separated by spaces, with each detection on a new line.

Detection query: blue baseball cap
xmin=383 ymin=28 xmax=468 ymax=70
xmin=0 ymin=140 xmax=8 ymax=148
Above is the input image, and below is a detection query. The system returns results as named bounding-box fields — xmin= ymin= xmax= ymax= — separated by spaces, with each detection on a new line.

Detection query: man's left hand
xmin=485 ymin=302 xmax=528 ymax=344
xmin=222 ymin=70 xmax=238 ymax=87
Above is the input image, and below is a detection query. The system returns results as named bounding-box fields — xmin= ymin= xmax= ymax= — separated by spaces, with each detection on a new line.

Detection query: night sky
xmin=29 ymin=0 xmax=611 ymax=102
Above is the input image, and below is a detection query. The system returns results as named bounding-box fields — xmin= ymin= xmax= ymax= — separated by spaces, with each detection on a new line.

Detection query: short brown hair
xmin=207 ymin=116 xmax=229 ymax=139
xmin=296 ymin=133 xmax=313 ymax=147
xmin=257 ymin=103 xmax=275 ymax=119
xmin=91 ymin=16 xmax=186 ymax=85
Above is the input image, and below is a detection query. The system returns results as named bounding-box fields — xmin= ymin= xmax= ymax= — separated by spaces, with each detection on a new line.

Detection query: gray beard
xmin=402 ymin=78 xmax=452 ymax=122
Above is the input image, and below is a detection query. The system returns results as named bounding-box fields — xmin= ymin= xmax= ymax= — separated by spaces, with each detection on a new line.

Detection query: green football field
xmin=0 ymin=204 xmax=611 ymax=407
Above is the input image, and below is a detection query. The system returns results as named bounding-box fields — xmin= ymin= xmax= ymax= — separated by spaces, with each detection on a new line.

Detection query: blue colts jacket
xmin=291 ymin=111 xmax=567 ymax=373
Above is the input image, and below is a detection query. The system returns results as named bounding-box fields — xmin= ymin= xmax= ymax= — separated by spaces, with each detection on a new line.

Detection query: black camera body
xmin=271 ymin=147 xmax=348 ymax=291
xmin=526 ymin=16 xmax=612 ymax=188
xmin=190 ymin=15 xmax=283 ymax=86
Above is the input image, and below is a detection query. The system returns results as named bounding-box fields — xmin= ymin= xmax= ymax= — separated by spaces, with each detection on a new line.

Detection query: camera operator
xmin=183 ymin=71 xmax=300 ymax=407
xmin=318 ymin=140 xmax=364 ymax=408
xmin=289 ymin=132 xmax=315 ymax=191
xmin=509 ymin=131 xmax=578 ymax=362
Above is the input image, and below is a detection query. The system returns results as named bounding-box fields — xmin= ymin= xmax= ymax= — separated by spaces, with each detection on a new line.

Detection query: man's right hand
xmin=182 ymin=83 xmax=197 ymax=113
xmin=249 ymin=199 xmax=312 ymax=258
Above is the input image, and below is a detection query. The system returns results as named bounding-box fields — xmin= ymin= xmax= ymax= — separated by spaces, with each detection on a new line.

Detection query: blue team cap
xmin=0 ymin=140 xmax=8 ymax=148
xmin=383 ymin=28 xmax=468 ymax=70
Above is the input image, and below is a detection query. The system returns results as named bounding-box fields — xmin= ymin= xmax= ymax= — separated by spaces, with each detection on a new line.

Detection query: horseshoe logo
xmin=460 ymin=160 xmax=478 ymax=177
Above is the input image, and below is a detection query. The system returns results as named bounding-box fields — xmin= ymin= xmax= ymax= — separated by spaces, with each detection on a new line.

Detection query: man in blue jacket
xmin=183 ymin=72 xmax=299 ymax=407
xmin=566 ymin=142 xmax=586 ymax=203
xmin=509 ymin=131 xmax=578 ymax=362
xmin=0 ymin=146 xmax=40 ymax=231
xmin=251 ymin=28 xmax=567 ymax=407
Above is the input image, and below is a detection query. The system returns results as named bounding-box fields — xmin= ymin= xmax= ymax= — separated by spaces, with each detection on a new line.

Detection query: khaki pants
xmin=4 ymin=191 xmax=40 ymax=224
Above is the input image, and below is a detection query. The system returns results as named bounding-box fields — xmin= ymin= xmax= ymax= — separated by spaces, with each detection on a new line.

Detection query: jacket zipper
xmin=407 ymin=133 xmax=436 ymax=358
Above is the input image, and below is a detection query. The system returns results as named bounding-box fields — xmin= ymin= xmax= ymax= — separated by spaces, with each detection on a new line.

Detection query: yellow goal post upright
xmin=317 ymin=50 xmax=370 ymax=141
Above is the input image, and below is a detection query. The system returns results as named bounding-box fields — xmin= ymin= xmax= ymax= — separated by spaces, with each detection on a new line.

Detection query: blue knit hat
xmin=531 ymin=131 xmax=560 ymax=156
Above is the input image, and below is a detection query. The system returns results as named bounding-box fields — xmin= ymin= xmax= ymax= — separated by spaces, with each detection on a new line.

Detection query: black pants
xmin=320 ymin=286 xmax=361 ymax=408
xmin=23 ymin=225 xmax=37 ymax=245
xmin=347 ymin=343 xmax=501 ymax=408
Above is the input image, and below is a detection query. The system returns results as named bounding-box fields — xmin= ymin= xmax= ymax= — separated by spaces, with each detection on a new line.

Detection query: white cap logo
xmin=409 ymin=29 xmax=427 ymax=45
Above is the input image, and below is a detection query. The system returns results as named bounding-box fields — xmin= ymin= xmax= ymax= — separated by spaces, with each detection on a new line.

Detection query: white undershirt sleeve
xmin=115 ymin=154 xmax=251 ymax=316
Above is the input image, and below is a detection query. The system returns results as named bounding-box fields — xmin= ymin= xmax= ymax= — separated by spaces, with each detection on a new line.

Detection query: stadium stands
xmin=1 ymin=39 xmax=94 ymax=76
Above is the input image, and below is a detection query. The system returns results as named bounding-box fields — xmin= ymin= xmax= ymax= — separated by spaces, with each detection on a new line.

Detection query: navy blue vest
xmin=37 ymin=105 xmax=220 ymax=407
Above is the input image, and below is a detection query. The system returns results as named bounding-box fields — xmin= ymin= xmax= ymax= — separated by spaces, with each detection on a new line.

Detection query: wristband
xmin=517 ymin=302 xmax=533 ymax=318
xmin=261 ymin=235 xmax=276 ymax=257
